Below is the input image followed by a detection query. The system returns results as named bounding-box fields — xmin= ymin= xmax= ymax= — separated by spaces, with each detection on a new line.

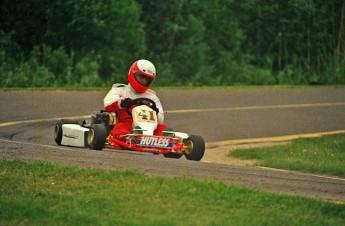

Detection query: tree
xmin=138 ymin=0 xmax=244 ymax=85
xmin=0 ymin=0 xmax=147 ymax=86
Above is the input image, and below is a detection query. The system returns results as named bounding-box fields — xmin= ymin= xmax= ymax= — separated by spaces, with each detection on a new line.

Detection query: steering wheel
xmin=125 ymin=98 xmax=157 ymax=116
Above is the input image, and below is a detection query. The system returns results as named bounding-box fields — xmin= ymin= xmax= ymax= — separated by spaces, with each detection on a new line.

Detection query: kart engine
xmin=88 ymin=111 xmax=118 ymax=133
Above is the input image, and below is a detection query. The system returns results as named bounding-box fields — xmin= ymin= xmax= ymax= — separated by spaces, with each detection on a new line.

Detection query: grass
xmin=1 ymin=160 xmax=345 ymax=225
xmin=229 ymin=135 xmax=345 ymax=177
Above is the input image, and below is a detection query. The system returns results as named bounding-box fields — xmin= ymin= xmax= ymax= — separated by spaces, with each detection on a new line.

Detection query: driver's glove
xmin=120 ymin=98 xmax=134 ymax=108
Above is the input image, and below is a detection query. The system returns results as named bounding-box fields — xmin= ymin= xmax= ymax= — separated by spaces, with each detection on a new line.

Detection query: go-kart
xmin=54 ymin=98 xmax=205 ymax=161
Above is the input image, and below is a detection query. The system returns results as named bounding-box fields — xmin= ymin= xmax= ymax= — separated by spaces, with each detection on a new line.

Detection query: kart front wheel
xmin=184 ymin=135 xmax=205 ymax=161
xmin=54 ymin=119 xmax=79 ymax=145
xmin=88 ymin=124 xmax=107 ymax=150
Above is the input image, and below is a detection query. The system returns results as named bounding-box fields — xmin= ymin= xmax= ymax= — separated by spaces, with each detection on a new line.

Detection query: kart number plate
xmin=135 ymin=109 xmax=157 ymax=123
xmin=136 ymin=135 xmax=173 ymax=148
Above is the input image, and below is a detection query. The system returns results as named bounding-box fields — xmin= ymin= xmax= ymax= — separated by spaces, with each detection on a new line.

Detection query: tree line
xmin=0 ymin=0 xmax=344 ymax=88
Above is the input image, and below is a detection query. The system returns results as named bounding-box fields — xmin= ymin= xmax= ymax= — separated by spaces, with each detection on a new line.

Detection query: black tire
xmin=87 ymin=124 xmax=107 ymax=150
xmin=61 ymin=119 xmax=79 ymax=125
xmin=54 ymin=119 xmax=79 ymax=145
xmin=184 ymin=135 xmax=205 ymax=161
xmin=54 ymin=121 xmax=63 ymax=145
xmin=163 ymin=152 xmax=183 ymax=159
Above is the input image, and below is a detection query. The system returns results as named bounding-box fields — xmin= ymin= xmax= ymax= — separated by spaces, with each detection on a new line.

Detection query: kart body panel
xmin=57 ymin=122 xmax=189 ymax=154
xmin=61 ymin=124 xmax=89 ymax=147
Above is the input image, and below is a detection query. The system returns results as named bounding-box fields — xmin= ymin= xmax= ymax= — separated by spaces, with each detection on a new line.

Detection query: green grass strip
xmin=230 ymin=135 xmax=345 ymax=177
xmin=1 ymin=160 xmax=344 ymax=225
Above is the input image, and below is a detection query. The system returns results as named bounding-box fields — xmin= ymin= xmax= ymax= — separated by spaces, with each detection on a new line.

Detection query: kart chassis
xmin=54 ymin=98 xmax=205 ymax=161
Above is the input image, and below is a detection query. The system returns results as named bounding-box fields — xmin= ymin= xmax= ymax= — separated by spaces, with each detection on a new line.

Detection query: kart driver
xmin=103 ymin=59 xmax=168 ymax=137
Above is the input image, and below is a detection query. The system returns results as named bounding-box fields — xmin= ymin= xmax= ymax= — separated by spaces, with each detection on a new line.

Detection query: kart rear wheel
xmin=88 ymin=124 xmax=107 ymax=150
xmin=163 ymin=152 xmax=183 ymax=159
xmin=184 ymin=135 xmax=205 ymax=161
xmin=54 ymin=119 xmax=79 ymax=145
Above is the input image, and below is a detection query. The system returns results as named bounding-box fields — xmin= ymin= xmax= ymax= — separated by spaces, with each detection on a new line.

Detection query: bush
xmin=74 ymin=53 xmax=101 ymax=87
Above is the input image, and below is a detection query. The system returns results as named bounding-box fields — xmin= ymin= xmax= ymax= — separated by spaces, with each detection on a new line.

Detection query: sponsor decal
xmin=64 ymin=134 xmax=78 ymax=139
xmin=136 ymin=135 xmax=173 ymax=148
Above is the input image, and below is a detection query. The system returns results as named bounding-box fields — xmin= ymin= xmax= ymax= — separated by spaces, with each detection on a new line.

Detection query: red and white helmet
xmin=128 ymin=59 xmax=156 ymax=93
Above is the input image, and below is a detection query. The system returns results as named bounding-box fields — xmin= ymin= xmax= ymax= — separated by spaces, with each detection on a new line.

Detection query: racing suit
xmin=104 ymin=84 xmax=167 ymax=136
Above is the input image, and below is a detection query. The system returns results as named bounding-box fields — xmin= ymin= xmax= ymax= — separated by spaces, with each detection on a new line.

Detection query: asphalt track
xmin=1 ymin=87 xmax=345 ymax=202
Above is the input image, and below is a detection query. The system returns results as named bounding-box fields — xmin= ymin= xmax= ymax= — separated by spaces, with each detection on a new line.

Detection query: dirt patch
xmin=202 ymin=141 xmax=290 ymax=165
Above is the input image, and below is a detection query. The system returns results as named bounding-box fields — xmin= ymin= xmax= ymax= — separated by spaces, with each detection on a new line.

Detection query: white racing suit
xmin=104 ymin=83 xmax=167 ymax=136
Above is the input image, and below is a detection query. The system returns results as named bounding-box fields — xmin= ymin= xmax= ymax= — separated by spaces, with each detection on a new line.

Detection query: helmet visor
xmin=134 ymin=72 xmax=155 ymax=87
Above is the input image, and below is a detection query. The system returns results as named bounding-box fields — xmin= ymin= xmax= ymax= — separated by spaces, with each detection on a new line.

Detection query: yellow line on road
xmin=256 ymin=166 xmax=345 ymax=182
xmin=0 ymin=138 xmax=77 ymax=152
xmin=167 ymin=102 xmax=345 ymax=113
xmin=0 ymin=102 xmax=344 ymax=128
xmin=207 ymin=130 xmax=345 ymax=146
xmin=0 ymin=115 xmax=90 ymax=127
